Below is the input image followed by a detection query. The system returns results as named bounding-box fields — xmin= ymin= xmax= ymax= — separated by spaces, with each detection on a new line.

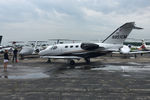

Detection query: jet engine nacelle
xmin=81 ymin=43 xmax=99 ymax=50
xmin=120 ymin=45 xmax=131 ymax=54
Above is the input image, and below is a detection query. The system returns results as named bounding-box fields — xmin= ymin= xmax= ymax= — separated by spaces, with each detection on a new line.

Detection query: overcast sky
xmin=0 ymin=0 xmax=150 ymax=44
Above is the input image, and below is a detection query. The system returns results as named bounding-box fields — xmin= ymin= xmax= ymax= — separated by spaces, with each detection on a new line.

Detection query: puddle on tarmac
xmin=90 ymin=63 xmax=150 ymax=78
xmin=122 ymin=74 xmax=131 ymax=77
xmin=0 ymin=72 xmax=49 ymax=79
xmin=0 ymin=64 xmax=50 ymax=79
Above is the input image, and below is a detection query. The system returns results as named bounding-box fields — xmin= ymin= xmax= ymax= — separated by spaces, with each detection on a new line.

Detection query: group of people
xmin=3 ymin=48 xmax=18 ymax=71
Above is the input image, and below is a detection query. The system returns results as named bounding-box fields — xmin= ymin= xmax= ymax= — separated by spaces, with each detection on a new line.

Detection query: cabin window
xmin=65 ymin=46 xmax=68 ymax=48
xmin=70 ymin=45 xmax=73 ymax=48
xmin=75 ymin=45 xmax=79 ymax=48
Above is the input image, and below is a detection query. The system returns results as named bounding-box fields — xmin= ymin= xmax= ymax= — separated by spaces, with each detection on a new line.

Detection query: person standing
xmin=4 ymin=50 xmax=9 ymax=71
xmin=12 ymin=48 xmax=18 ymax=63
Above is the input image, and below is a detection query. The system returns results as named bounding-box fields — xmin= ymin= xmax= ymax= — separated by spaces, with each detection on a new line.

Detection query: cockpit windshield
xmin=46 ymin=45 xmax=58 ymax=50
xmin=46 ymin=46 xmax=52 ymax=50
xmin=51 ymin=46 xmax=57 ymax=50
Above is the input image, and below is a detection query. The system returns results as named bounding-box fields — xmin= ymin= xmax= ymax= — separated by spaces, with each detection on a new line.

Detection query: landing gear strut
xmin=47 ymin=58 xmax=51 ymax=63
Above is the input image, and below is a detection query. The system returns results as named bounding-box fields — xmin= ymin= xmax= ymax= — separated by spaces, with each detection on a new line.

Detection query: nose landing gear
xmin=85 ymin=58 xmax=90 ymax=64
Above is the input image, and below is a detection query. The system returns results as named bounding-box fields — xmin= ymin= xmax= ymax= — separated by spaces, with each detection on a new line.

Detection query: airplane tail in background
xmin=139 ymin=40 xmax=147 ymax=50
xmin=102 ymin=22 xmax=143 ymax=44
xmin=0 ymin=36 xmax=2 ymax=45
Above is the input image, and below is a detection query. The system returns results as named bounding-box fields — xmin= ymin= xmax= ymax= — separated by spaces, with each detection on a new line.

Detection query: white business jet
xmin=39 ymin=22 xmax=143 ymax=65
xmin=120 ymin=39 xmax=150 ymax=54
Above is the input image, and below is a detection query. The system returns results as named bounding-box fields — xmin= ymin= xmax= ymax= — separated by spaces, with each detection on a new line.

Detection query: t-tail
xmin=102 ymin=22 xmax=143 ymax=44
xmin=0 ymin=36 xmax=2 ymax=45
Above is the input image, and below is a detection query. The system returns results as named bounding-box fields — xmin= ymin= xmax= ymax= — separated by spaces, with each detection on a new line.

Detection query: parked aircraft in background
xmin=0 ymin=36 xmax=3 ymax=52
xmin=48 ymin=39 xmax=81 ymax=44
xmin=8 ymin=41 xmax=24 ymax=48
xmin=123 ymin=39 xmax=150 ymax=52
xmin=0 ymin=36 xmax=16 ymax=53
xmin=137 ymin=40 xmax=150 ymax=51
xmin=39 ymin=22 xmax=145 ymax=66
xmin=19 ymin=41 xmax=48 ymax=59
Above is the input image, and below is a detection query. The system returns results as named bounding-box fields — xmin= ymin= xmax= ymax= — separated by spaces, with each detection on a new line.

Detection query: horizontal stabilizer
xmin=133 ymin=26 xmax=143 ymax=29
xmin=113 ymin=50 xmax=150 ymax=54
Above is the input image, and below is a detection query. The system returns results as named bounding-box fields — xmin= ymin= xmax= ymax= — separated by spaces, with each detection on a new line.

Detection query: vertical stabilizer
xmin=102 ymin=22 xmax=143 ymax=44
xmin=0 ymin=36 xmax=2 ymax=45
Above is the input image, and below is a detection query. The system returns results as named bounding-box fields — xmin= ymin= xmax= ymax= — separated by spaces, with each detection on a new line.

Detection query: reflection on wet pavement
xmin=0 ymin=65 xmax=50 ymax=79
xmin=0 ymin=72 xmax=49 ymax=79
xmin=91 ymin=62 xmax=150 ymax=72
xmin=90 ymin=62 xmax=150 ymax=78
xmin=0 ymin=61 xmax=150 ymax=79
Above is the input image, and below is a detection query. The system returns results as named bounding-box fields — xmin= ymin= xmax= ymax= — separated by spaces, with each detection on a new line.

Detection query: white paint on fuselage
xmin=39 ymin=43 xmax=82 ymax=56
xmin=39 ymin=42 xmax=122 ymax=56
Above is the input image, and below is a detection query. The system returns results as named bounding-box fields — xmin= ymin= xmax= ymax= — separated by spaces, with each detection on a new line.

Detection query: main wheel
xmin=69 ymin=60 xmax=75 ymax=65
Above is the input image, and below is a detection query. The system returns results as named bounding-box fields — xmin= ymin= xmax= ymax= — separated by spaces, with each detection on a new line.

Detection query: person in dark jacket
xmin=4 ymin=50 xmax=9 ymax=71
xmin=12 ymin=48 xmax=18 ymax=63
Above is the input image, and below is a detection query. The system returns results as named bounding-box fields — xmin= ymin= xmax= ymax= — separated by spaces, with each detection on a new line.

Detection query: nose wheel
xmin=85 ymin=58 xmax=90 ymax=64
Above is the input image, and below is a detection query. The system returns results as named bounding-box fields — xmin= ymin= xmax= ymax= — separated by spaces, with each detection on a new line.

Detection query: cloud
xmin=80 ymin=5 xmax=150 ymax=39
xmin=0 ymin=0 xmax=150 ymax=44
xmin=81 ymin=6 xmax=150 ymax=24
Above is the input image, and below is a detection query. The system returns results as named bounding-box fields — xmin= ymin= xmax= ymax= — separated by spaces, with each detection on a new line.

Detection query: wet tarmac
xmin=0 ymin=55 xmax=150 ymax=99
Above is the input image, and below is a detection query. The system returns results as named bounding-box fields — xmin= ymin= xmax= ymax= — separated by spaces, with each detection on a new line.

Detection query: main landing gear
xmin=47 ymin=58 xmax=51 ymax=63
xmin=67 ymin=59 xmax=75 ymax=69
xmin=69 ymin=60 xmax=75 ymax=65
xmin=67 ymin=58 xmax=91 ymax=65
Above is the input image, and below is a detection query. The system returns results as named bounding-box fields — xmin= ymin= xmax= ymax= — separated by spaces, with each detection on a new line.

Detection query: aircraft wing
xmin=113 ymin=51 xmax=150 ymax=54
xmin=40 ymin=56 xmax=82 ymax=59
xmin=127 ymin=51 xmax=150 ymax=54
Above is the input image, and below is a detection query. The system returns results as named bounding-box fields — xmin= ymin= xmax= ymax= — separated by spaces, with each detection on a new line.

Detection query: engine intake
xmin=81 ymin=43 xmax=99 ymax=50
